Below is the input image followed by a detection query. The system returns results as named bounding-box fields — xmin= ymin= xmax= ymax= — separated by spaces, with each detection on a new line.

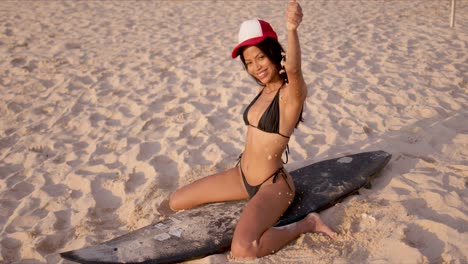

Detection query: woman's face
xmin=242 ymin=46 xmax=280 ymax=85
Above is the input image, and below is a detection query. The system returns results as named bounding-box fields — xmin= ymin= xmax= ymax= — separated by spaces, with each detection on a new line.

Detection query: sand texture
xmin=0 ymin=0 xmax=467 ymax=263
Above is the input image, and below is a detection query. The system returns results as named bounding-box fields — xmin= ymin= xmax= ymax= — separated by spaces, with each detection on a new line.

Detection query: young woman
xmin=168 ymin=0 xmax=335 ymax=259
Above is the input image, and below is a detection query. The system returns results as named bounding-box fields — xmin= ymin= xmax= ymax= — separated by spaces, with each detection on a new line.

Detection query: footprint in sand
xmin=0 ymin=135 xmax=18 ymax=151
xmin=28 ymin=145 xmax=55 ymax=159
xmin=137 ymin=142 xmax=161 ymax=161
xmin=7 ymin=101 xmax=27 ymax=114
xmin=41 ymin=183 xmax=69 ymax=198
xmin=141 ymin=118 xmax=164 ymax=132
xmin=53 ymin=209 xmax=71 ymax=231
xmin=149 ymin=156 xmax=178 ymax=190
xmin=91 ymin=177 xmax=122 ymax=209
xmin=1 ymin=237 xmax=21 ymax=262
xmin=8 ymin=181 xmax=35 ymax=200
xmin=36 ymin=230 xmax=74 ymax=255
xmin=10 ymin=57 xmax=26 ymax=67
xmin=65 ymin=42 xmax=81 ymax=50
xmin=403 ymin=224 xmax=445 ymax=263
xmin=125 ymin=171 xmax=147 ymax=193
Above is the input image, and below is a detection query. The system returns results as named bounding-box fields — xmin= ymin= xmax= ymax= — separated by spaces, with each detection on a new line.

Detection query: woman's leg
xmin=230 ymin=172 xmax=335 ymax=259
xmin=169 ymin=167 xmax=249 ymax=211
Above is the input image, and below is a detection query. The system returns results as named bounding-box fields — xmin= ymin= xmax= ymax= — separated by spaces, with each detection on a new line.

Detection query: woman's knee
xmin=168 ymin=191 xmax=182 ymax=211
xmin=230 ymin=236 xmax=259 ymax=259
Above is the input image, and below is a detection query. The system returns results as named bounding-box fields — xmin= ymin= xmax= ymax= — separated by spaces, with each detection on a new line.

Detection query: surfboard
xmin=61 ymin=150 xmax=391 ymax=264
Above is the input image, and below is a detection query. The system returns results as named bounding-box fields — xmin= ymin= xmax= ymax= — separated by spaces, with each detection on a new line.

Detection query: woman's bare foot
xmin=302 ymin=213 xmax=336 ymax=240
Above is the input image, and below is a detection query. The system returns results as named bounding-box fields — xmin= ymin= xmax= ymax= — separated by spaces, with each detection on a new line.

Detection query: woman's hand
xmin=286 ymin=0 xmax=303 ymax=31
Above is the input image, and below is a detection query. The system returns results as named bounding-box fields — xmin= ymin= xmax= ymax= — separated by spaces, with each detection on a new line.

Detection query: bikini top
xmin=243 ymin=86 xmax=303 ymax=138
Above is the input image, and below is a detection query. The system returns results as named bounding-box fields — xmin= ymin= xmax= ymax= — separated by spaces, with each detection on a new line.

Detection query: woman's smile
xmin=257 ymin=69 xmax=268 ymax=80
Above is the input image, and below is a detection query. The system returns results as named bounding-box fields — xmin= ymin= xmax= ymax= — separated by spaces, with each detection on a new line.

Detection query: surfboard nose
xmin=372 ymin=150 xmax=392 ymax=168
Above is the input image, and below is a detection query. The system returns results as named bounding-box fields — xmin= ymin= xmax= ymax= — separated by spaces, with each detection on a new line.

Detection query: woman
xmin=168 ymin=0 xmax=335 ymax=259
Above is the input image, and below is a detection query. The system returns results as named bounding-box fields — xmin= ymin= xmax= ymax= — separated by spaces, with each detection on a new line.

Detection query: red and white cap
xmin=231 ymin=19 xmax=278 ymax=58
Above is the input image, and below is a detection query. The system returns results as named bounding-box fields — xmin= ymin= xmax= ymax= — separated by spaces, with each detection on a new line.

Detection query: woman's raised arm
xmin=284 ymin=0 xmax=307 ymax=102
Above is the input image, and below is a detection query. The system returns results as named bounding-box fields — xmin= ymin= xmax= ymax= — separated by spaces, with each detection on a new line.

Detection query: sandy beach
xmin=0 ymin=0 xmax=467 ymax=263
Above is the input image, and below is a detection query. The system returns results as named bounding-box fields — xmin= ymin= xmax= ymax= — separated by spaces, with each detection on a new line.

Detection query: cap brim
xmin=231 ymin=36 xmax=268 ymax=59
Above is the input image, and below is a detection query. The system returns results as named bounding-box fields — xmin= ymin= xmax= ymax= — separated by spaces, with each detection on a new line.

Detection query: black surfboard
xmin=61 ymin=151 xmax=391 ymax=263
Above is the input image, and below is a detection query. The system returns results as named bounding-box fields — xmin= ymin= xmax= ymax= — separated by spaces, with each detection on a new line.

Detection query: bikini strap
xmin=272 ymin=167 xmax=293 ymax=193
xmin=236 ymin=153 xmax=243 ymax=166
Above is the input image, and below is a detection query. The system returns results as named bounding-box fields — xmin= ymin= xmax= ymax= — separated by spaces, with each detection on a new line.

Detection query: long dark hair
xmin=239 ymin=37 xmax=288 ymax=86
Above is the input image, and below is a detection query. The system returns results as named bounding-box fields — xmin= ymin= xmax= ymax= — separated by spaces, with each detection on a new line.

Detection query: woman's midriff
xmin=240 ymin=127 xmax=290 ymax=185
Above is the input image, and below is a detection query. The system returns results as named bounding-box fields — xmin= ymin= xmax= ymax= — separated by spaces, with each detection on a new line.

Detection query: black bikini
xmin=243 ymin=86 xmax=302 ymax=138
xmin=239 ymin=85 xmax=303 ymax=198
xmin=237 ymin=155 xmax=290 ymax=198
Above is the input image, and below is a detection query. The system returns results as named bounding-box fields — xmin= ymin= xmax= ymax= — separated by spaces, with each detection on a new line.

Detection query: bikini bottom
xmin=237 ymin=158 xmax=293 ymax=198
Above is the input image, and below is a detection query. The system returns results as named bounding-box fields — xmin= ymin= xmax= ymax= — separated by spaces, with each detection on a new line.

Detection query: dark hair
xmin=239 ymin=38 xmax=288 ymax=86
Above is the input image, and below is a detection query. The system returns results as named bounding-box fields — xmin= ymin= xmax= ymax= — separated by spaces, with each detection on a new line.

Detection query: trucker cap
xmin=231 ymin=19 xmax=278 ymax=58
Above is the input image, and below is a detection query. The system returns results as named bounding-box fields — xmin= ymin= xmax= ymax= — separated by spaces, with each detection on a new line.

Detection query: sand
xmin=0 ymin=0 xmax=466 ymax=263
